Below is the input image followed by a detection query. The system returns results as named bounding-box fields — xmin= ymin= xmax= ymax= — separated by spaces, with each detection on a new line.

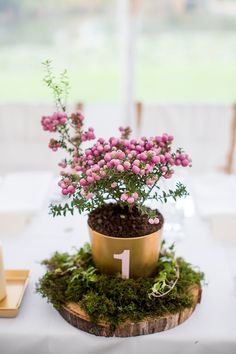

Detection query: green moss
xmin=36 ymin=244 xmax=204 ymax=329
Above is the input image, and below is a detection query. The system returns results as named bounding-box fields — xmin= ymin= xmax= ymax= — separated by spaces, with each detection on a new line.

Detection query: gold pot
xmin=88 ymin=226 xmax=163 ymax=279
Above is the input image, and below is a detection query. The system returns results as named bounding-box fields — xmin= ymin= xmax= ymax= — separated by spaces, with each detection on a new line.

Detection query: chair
xmin=224 ymin=104 xmax=236 ymax=174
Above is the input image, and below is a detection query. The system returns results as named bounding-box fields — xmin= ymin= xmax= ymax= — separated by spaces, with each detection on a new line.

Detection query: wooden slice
xmin=58 ymin=285 xmax=202 ymax=337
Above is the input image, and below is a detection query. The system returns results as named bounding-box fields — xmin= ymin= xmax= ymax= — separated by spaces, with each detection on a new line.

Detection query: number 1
xmin=113 ymin=250 xmax=130 ymax=279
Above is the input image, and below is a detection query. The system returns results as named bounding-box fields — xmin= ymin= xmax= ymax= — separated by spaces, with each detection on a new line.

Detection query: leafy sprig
xmin=42 ymin=60 xmax=70 ymax=112
xmin=149 ymin=243 xmax=179 ymax=298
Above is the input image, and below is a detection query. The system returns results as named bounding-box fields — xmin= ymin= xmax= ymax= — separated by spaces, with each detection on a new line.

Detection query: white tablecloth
xmin=0 ymin=186 xmax=236 ymax=354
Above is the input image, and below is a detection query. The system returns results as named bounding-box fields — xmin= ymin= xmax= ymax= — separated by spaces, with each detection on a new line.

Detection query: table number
xmin=0 ymin=242 xmax=7 ymax=302
xmin=113 ymin=250 xmax=130 ymax=279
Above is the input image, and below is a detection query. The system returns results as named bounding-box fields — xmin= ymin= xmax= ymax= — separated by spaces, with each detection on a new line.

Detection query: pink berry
xmin=164 ymin=173 xmax=172 ymax=179
xmin=104 ymin=153 xmax=112 ymax=162
xmin=86 ymin=193 xmax=94 ymax=199
xmin=148 ymin=218 xmax=154 ymax=224
xmin=161 ymin=166 xmax=168 ymax=172
xmin=121 ymin=193 xmax=128 ymax=201
xmin=175 ymin=159 xmax=181 ymax=166
xmin=160 ymin=155 xmax=165 ymax=163
xmin=127 ymin=197 xmax=135 ymax=204
xmin=117 ymin=151 xmax=125 ymax=159
xmin=181 ymin=159 xmax=189 ymax=167
xmin=80 ymin=178 xmax=87 ymax=187
xmin=132 ymin=165 xmax=140 ymax=174
xmin=136 ymin=145 xmax=143 ymax=152
xmin=110 ymin=138 xmax=118 ymax=146
xmin=98 ymin=160 xmax=105 ymax=167
xmin=132 ymin=192 xmax=138 ymax=199
xmin=92 ymin=165 xmax=99 ymax=172
xmin=112 ymin=159 xmax=119 ymax=167
xmin=97 ymin=145 xmax=103 ymax=152
xmin=165 ymin=153 xmax=171 ymax=161
xmin=123 ymin=161 xmax=131 ymax=170
xmin=80 ymin=189 xmax=86 ymax=197
xmin=62 ymin=188 xmax=69 ymax=195
xmin=140 ymin=169 xmax=145 ymax=176
xmin=86 ymin=169 xmax=92 ymax=176
xmin=131 ymin=150 xmax=137 ymax=156
xmin=133 ymin=159 xmax=140 ymax=166
xmin=139 ymin=152 xmax=147 ymax=161
xmin=117 ymin=164 xmax=124 ymax=172
xmin=152 ymin=156 xmax=160 ymax=164
xmin=88 ymin=131 xmax=95 ymax=139
xmin=67 ymin=185 xmax=75 ymax=194
xmin=87 ymin=176 xmax=94 ymax=184
xmin=162 ymin=134 xmax=168 ymax=142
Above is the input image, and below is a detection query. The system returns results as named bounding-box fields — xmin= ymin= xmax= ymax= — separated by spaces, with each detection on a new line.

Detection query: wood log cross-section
xmin=59 ymin=285 xmax=201 ymax=337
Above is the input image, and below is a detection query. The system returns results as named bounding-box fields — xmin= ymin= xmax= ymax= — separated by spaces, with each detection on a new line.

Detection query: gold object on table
xmin=0 ymin=270 xmax=30 ymax=318
xmin=0 ymin=242 xmax=7 ymax=302
xmin=89 ymin=227 xmax=162 ymax=278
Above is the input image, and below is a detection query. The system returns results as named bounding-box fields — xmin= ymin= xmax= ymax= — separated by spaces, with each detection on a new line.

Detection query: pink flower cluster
xmin=75 ymin=133 xmax=190 ymax=189
xmin=41 ymin=112 xmax=67 ymax=132
xmin=49 ymin=138 xmax=60 ymax=151
xmin=119 ymin=126 xmax=132 ymax=140
xmin=81 ymin=127 xmax=95 ymax=142
xmin=58 ymin=177 xmax=76 ymax=196
xmin=58 ymin=160 xmax=67 ymax=168
xmin=121 ymin=192 xmax=139 ymax=204
xmin=57 ymin=132 xmax=191 ymax=201
xmin=41 ymin=110 xmax=191 ymax=221
xmin=71 ymin=112 xmax=84 ymax=129
xmin=41 ymin=111 xmax=96 ymax=153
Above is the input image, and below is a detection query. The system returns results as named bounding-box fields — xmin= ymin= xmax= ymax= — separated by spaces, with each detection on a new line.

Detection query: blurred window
xmin=0 ymin=0 xmax=120 ymax=103
xmin=1 ymin=0 xmax=236 ymax=103
xmin=136 ymin=0 xmax=236 ymax=102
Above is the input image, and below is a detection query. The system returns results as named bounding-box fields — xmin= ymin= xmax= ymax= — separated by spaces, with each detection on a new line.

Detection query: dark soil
xmin=88 ymin=203 xmax=164 ymax=238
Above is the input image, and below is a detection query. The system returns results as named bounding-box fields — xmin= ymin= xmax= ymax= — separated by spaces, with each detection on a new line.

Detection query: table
xmin=0 ymin=181 xmax=236 ymax=354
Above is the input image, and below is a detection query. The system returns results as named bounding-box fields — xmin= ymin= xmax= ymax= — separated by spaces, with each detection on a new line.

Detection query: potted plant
xmin=41 ymin=61 xmax=191 ymax=279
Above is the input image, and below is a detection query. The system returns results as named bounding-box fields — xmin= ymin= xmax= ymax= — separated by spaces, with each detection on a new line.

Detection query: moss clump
xmin=36 ymin=243 xmax=204 ymax=329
